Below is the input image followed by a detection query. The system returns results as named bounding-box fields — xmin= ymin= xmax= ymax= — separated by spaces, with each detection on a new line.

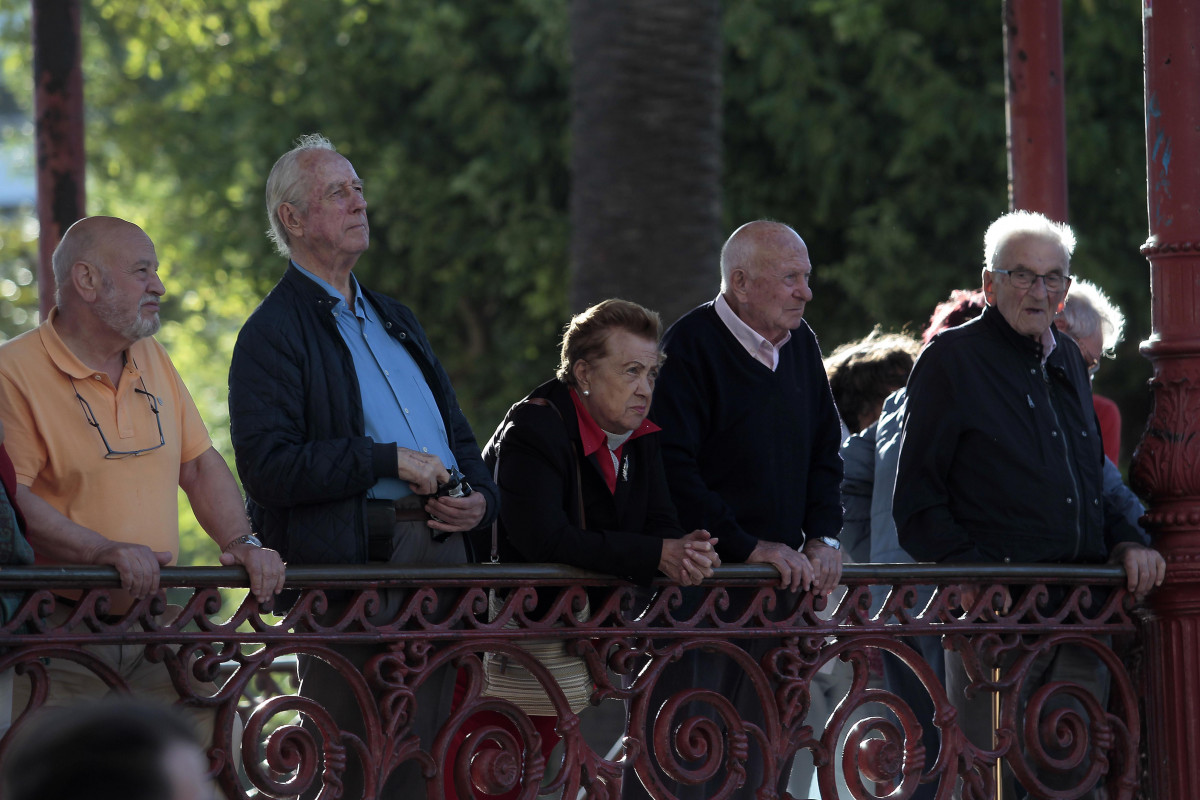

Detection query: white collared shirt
xmin=714 ymin=293 xmax=791 ymax=371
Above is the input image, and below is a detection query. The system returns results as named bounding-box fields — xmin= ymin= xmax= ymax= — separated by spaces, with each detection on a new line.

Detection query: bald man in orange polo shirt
xmin=0 ymin=216 xmax=286 ymax=717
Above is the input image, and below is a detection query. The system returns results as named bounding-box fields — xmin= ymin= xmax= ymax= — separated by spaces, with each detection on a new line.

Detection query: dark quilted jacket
xmin=228 ymin=265 xmax=498 ymax=568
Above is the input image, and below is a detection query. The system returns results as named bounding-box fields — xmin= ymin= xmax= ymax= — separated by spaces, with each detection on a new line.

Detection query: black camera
xmin=435 ymin=466 xmax=472 ymax=499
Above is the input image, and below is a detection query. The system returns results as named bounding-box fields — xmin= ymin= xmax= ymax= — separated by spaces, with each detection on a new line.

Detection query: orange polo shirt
xmin=0 ymin=309 xmax=211 ymax=565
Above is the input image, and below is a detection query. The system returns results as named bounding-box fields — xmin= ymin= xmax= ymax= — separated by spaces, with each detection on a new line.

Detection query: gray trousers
xmin=299 ymin=503 xmax=466 ymax=800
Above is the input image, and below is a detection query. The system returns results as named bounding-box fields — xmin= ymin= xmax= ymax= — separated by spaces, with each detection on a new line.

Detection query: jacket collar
xmin=981 ymin=304 xmax=1060 ymax=363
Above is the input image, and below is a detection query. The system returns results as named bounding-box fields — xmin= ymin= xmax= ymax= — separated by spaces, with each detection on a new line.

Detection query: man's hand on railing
xmin=93 ymin=541 xmax=173 ymax=600
xmin=747 ymin=540 xmax=814 ymax=593
xmin=1110 ymin=542 xmax=1166 ymax=600
xmin=802 ymin=538 xmax=844 ymax=598
xmin=221 ymin=545 xmax=286 ymax=604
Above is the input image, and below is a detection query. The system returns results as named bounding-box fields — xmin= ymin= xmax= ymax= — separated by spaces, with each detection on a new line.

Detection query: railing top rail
xmin=0 ymin=562 xmax=1129 ymax=588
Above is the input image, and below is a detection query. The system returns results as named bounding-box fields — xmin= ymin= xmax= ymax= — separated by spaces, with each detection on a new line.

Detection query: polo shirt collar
xmin=39 ymin=307 xmax=130 ymax=382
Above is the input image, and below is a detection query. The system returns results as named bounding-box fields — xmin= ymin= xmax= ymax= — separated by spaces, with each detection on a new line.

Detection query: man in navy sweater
xmin=624 ymin=220 xmax=844 ymax=799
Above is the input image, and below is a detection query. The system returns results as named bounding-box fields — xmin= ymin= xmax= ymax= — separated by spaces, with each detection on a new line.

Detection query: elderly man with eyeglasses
xmin=893 ymin=210 xmax=1164 ymax=799
xmin=0 ymin=216 xmax=285 ymax=724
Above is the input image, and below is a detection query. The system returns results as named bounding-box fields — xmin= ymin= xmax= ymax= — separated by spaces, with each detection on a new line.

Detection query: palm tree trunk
xmin=569 ymin=0 xmax=723 ymax=325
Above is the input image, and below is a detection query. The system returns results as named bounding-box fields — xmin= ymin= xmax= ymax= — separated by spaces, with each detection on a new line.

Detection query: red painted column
xmin=1130 ymin=1 xmax=1200 ymax=798
xmin=31 ymin=0 xmax=86 ymax=319
xmin=1003 ymin=0 xmax=1069 ymax=221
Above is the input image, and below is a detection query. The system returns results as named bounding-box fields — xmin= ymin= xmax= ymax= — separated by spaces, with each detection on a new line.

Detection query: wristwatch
xmin=810 ymin=535 xmax=841 ymax=551
xmin=223 ymin=534 xmax=262 ymax=552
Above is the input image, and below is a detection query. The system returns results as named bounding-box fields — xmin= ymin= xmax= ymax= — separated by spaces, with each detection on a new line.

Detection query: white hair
xmin=265 ymin=133 xmax=337 ymax=258
xmin=1060 ymin=278 xmax=1126 ymax=355
xmin=983 ymin=210 xmax=1077 ymax=272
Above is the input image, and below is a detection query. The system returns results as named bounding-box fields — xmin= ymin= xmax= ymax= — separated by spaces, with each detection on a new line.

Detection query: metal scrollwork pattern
xmin=0 ymin=563 xmax=1144 ymax=800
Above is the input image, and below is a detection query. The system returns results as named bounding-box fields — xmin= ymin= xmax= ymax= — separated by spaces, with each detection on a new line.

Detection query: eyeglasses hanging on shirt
xmin=71 ymin=376 xmax=165 ymax=459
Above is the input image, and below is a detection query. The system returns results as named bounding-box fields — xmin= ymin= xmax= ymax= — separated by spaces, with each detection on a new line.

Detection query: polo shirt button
xmin=94 ymin=375 xmax=102 ymax=380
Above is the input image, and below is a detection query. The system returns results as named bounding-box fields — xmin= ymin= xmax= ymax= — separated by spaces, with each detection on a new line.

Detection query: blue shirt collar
xmin=291 ymin=261 xmax=365 ymax=315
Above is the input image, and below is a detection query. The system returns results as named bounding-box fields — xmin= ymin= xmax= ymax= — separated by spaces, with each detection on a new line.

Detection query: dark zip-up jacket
xmin=894 ymin=305 xmax=1142 ymax=564
xmin=478 ymin=379 xmax=685 ymax=617
xmin=228 ymin=265 xmax=497 ymax=569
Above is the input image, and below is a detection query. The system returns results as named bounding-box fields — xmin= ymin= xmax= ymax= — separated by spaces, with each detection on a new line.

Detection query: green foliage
xmin=0 ymin=0 xmax=1159 ymax=574
xmin=1 ymin=0 xmax=573 ymax=563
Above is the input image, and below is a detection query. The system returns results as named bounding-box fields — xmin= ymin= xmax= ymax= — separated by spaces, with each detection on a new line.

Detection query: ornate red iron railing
xmin=0 ymin=563 xmax=1147 ymax=800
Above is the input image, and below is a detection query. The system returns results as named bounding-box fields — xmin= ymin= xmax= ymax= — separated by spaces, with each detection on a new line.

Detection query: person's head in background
xmin=826 ymin=288 xmax=989 ymax=436
xmin=825 ymin=328 xmax=922 ymax=435
xmin=1 ymin=699 xmax=213 ymax=800
xmin=1054 ymin=277 xmax=1126 ymax=377
xmin=922 ymin=288 xmax=988 ymax=345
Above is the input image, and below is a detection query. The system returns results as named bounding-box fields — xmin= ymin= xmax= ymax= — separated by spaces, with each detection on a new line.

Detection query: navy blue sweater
xmin=650 ymin=302 xmax=844 ymax=562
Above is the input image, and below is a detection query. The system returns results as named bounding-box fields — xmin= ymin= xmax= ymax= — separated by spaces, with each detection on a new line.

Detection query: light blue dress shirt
xmin=293 ymin=263 xmax=456 ymax=499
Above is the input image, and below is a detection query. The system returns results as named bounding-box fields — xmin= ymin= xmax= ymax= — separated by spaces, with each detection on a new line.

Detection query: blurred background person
xmin=788 ymin=326 xmax=920 ymax=799
xmin=1 ymin=698 xmax=213 ymax=800
xmin=1054 ymin=277 xmax=1126 ymax=464
xmin=837 ymin=288 xmax=985 ymax=800
xmin=0 ymin=421 xmax=34 ymax=736
xmin=1055 ymin=278 xmax=1148 ymax=542
xmin=449 ymin=299 xmax=719 ymax=799
xmin=825 ymin=327 xmax=921 ymax=443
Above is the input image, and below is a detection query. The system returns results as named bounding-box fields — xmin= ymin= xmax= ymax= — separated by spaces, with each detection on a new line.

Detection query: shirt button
xmin=422 ymin=447 xmax=429 ymax=453
xmin=1093 ymin=498 xmax=1100 ymax=506
xmin=1081 ymin=431 xmax=1088 ymax=437
xmin=1051 ymin=430 xmax=1058 ymax=437
xmin=404 ymin=407 xmax=410 ymax=414
xmin=94 ymin=375 xmax=102 ymax=380
xmin=384 ymin=370 xmax=390 ymax=377
xmin=1066 ymin=497 xmax=1073 ymax=504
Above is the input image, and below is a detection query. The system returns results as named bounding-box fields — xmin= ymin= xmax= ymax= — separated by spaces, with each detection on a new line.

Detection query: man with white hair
xmin=1055 ymin=278 xmax=1126 ymax=463
xmin=894 ymin=210 xmax=1163 ymax=798
xmin=628 ymin=220 xmax=844 ymax=799
xmin=229 ymin=134 xmax=498 ymax=799
xmin=1056 ymin=279 xmax=1147 ymax=542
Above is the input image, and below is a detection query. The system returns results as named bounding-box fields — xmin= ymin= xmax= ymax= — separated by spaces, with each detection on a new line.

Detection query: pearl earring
xmin=582 ymin=389 xmax=590 ymax=396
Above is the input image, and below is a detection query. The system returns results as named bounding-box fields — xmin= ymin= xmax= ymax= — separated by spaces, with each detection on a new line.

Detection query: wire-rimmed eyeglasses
xmin=72 ymin=377 xmax=165 ymax=459
xmin=990 ymin=268 xmax=1072 ymax=293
